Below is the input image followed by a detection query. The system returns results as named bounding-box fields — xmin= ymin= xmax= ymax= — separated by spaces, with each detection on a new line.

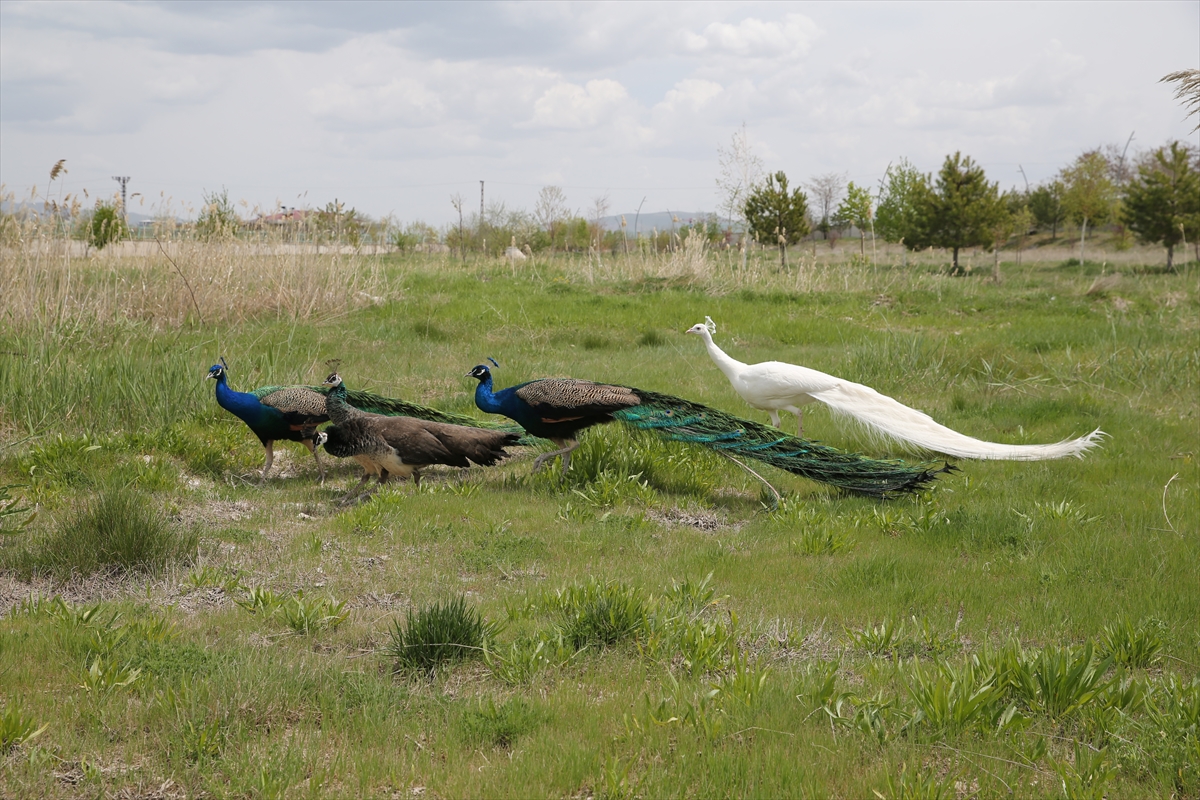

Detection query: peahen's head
xmin=312 ymin=431 xmax=328 ymax=449
xmin=466 ymin=364 xmax=492 ymax=383
xmin=684 ymin=317 xmax=717 ymax=338
xmin=322 ymin=371 xmax=343 ymax=388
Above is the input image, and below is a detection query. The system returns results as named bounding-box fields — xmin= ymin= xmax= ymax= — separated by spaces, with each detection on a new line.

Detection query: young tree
xmin=535 ymin=186 xmax=570 ymax=254
xmin=833 ymin=182 xmax=874 ymax=257
xmin=1003 ymin=189 xmax=1035 ymax=269
xmin=589 ymin=194 xmax=611 ymax=248
xmin=744 ymin=171 xmax=811 ymax=269
xmin=1061 ymin=150 xmax=1116 ymax=265
xmin=908 ymin=152 xmax=1005 ymax=274
xmin=1123 ymin=141 xmax=1200 ymax=271
xmin=1028 ymin=180 xmax=1066 ymax=239
xmin=196 ymin=188 xmax=240 ymax=240
xmin=716 ymin=123 xmax=764 ymax=264
xmin=806 ymin=172 xmax=846 ymax=248
xmin=89 ymin=200 xmax=127 ymax=249
xmin=875 ymin=159 xmax=930 ymax=253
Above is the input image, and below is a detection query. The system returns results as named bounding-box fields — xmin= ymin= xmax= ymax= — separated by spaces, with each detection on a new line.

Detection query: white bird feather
xmin=685 ymin=317 xmax=1105 ymax=461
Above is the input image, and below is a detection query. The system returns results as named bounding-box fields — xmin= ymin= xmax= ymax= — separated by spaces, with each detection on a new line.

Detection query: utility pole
xmin=112 ymin=176 xmax=131 ymax=223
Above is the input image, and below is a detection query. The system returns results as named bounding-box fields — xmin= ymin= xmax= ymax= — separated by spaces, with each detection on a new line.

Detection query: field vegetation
xmin=0 ymin=219 xmax=1197 ymax=797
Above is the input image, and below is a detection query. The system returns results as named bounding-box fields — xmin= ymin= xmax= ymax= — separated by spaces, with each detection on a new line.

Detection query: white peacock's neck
xmin=700 ymin=333 xmax=746 ymax=381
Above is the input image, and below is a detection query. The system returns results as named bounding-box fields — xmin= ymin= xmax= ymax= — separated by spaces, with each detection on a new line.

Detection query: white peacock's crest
xmin=704 ymin=316 xmax=717 ymax=335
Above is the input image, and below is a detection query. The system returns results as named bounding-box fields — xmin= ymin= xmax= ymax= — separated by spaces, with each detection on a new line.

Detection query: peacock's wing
xmin=617 ymin=389 xmax=948 ymax=499
xmin=256 ymin=386 xmax=328 ymax=430
xmin=255 ymin=384 xmax=530 ymax=438
xmin=514 ymin=379 xmax=640 ymax=416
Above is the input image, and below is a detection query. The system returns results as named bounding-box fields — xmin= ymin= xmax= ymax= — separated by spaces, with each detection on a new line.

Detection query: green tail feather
xmin=617 ymin=390 xmax=949 ymax=498
xmin=253 ymin=385 xmax=529 ymax=438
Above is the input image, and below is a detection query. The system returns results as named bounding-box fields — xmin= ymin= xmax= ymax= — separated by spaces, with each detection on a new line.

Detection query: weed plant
xmin=385 ymin=595 xmax=499 ymax=673
xmin=3 ymin=484 xmax=196 ymax=577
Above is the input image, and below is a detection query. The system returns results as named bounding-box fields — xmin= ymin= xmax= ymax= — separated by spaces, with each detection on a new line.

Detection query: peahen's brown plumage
xmin=317 ymin=372 xmax=520 ymax=503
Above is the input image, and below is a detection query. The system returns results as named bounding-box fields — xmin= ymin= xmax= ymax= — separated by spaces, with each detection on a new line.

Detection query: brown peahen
xmin=317 ymin=371 xmax=521 ymax=504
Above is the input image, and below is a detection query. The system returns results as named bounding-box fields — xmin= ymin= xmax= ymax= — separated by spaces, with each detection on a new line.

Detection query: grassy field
xmin=1 ymin=240 xmax=1197 ymax=799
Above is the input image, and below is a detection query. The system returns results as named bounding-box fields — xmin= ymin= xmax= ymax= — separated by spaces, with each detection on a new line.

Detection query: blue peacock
xmin=207 ymin=358 xmax=518 ymax=483
xmin=466 ymin=364 xmax=948 ymax=498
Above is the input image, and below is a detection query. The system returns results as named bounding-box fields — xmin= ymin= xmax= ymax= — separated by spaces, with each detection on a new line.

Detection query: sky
xmin=1 ymin=0 xmax=1197 ymax=225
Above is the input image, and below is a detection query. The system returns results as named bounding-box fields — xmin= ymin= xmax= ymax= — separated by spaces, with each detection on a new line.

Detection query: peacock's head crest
xmin=466 ymin=364 xmax=492 ymax=382
xmin=206 ymin=358 xmax=227 ymax=380
xmin=685 ymin=317 xmax=717 ymax=337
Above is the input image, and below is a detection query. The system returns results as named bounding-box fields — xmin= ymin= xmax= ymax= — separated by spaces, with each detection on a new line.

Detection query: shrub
xmin=0 ymin=703 xmax=47 ymax=753
xmin=89 ymin=201 xmax=127 ymax=249
xmin=385 ymin=595 xmax=498 ymax=674
xmin=7 ymin=485 xmax=196 ymax=578
xmin=1099 ymin=617 xmax=1164 ymax=668
xmin=457 ymin=697 xmax=548 ymax=748
xmin=554 ymin=579 xmax=650 ymax=650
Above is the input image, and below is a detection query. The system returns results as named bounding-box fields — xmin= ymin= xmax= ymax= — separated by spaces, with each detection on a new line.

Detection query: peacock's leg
xmin=794 ymin=410 xmax=804 ymax=437
xmin=769 ymin=411 xmax=782 ymax=428
xmin=261 ymin=441 xmax=275 ymax=483
xmin=558 ymin=440 xmax=581 ymax=476
xmin=338 ymin=471 xmax=372 ymax=504
xmin=412 ymin=470 xmax=422 ymax=488
xmin=303 ymin=437 xmax=325 ymax=483
xmin=532 ymin=439 xmax=575 ymax=473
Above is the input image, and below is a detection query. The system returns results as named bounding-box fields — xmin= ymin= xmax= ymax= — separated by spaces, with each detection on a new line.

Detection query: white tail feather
xmin=811 ymin=380 xmax=1105 ymax=461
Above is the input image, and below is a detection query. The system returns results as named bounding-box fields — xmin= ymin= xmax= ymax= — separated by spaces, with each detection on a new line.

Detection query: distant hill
xmin=597 ymin=211 xmax=736 ymax=233
xmin=1 ymin=200 xmax=160 ymax=225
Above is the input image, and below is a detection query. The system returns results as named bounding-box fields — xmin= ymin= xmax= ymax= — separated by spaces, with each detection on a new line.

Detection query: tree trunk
xmin=951 ymin=246 xmax=961 ymax=275
xmin=779 ymin=242 xmax=786 ymax=269
xmin=1167 ymin=243 xmax=1175 ymax=273
xmin=860 ymin=231 xmax=865 ymax=258
xmin=993 ymin=244 xmax=1002 ymax=283
xmin=1079 ymin=218 xmax=1087 ymax=265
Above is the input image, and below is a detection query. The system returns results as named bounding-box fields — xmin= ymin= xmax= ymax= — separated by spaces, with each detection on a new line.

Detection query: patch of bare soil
xmin=644 ymin=507 xmax=729 ymax=532
xmin=172 ymin=499 xmax=257 ymax=528
xmin=0 ymin=572 xmax=132 ymax=613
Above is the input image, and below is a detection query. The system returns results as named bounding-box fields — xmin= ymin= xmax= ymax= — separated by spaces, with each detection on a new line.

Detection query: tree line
xmin=735 ymin=141 xmax=1200 ymax=275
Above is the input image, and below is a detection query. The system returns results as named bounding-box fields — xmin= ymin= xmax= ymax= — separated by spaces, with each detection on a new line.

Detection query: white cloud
xmin=1 ymin=2 xmax=1195 ymax=223
xmin=681 ymin=13 xmax=822 ymax=59
xmin=526 ymin=79 xmax=633 ymax=129
xmin=657 ymin=79 xmax=724 ymax=115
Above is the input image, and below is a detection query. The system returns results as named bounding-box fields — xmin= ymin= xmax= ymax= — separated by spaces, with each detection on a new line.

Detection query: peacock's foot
xmin=531 ymin=453 xmax=555 ymax=473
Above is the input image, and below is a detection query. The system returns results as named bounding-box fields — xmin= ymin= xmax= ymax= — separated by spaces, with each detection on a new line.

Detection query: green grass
xmin=0 ymin=247 xmax=1197 ymax=797
xmin=2 ymin=482 xmax=197 ymax=578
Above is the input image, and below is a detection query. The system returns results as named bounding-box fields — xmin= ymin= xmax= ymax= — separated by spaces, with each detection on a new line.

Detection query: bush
xmin=6 ymin=484 xmax=196 ymax=578
xmin=385 ymin=595 xmax=498 ymax=674
xmin=89 ymin=202 xmax=127 ymax=249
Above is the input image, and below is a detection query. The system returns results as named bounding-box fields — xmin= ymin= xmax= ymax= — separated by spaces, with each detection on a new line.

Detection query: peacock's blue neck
xmin=473 ymin=374 xmax=504 ymax=414
xmin=214 ymin=373 xmax=269 ymax=426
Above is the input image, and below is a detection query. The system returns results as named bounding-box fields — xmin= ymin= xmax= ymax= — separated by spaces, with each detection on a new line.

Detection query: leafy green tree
xmin=908 ymin=152 xmax=1005 ymax=275
xmin=744 ymin=171 xmax=811 ymax=268
xmin=1123 ymin=141 xmax=1200 ymax=271
xmin=875 ymin=159 xmax=929 ymax=248
xmin=89 ymin=201 xmax=127 ymax=249
xmin=196 ymin=189 xmax=240 ymax=241
xmin=1060 ymin=151 xmax=1116 ymax=265
xmin=833 ymin=181 xmax=874 ymax=257
xmin=312 ymin=199 xmax=365 ymax=246
xmin=1028 ymin=180 xmax=1066 ymax=239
